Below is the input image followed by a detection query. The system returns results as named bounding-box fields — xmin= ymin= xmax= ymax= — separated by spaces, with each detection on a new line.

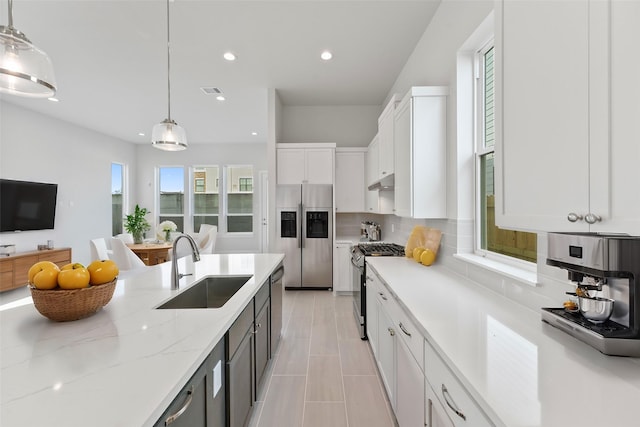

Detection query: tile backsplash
xmin=336 ymin=213 xmax=575 ymax=313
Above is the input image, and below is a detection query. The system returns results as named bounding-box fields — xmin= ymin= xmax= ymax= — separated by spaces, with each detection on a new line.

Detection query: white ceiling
xmin=1 ymin=0 xmax=440 ymax=144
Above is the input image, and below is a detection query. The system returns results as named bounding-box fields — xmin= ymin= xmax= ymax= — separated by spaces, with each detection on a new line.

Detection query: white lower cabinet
xmin=424 ymin=340 xmax=493 ymax=427
xmin=368 ymin=266 xmax=426 ymax=424
xmin=365 ymin=272 xmax=379 ymax=356
xmin=366 ymin=266 xmax=495 ymax=427
xmin=396 ymin=336 xmax=426 ymax=427
xmin=333 ymin=243 xmax=352 ymax=294
xmin=427 ymin=382 xmax=454 ymax=427
xmin=377 ymin=297 xmax=396 ymax=408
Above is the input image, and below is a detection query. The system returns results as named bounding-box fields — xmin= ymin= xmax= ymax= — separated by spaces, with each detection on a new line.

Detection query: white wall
xmin=280 ymin=105 xmax=380 ymax=147
xmin=135 ymin=142 xmax=268 ymax=254
xmin=0 ymin=101 xmax=136 ymax=264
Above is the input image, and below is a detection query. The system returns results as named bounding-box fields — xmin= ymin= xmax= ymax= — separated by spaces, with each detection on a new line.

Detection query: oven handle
xmin=350 ymin=256 xmax=363 ymax=271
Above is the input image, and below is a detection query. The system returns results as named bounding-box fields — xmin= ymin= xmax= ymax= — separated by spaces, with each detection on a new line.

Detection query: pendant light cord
xmin=7 ymin=0 xmax=14 ymax=28
xmin=166 ymin=0 xmax=172 ymax=121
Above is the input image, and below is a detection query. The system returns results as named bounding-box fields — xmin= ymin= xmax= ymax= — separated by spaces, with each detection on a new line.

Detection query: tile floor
xmin=249 ymin=290 xmax=397 ymax=427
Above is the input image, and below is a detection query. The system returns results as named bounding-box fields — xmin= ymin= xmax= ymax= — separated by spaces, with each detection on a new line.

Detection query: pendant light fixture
xmin=152 ymin=0 xmax=187 ymax=151
xmin=0 ymin=0 xmax=56 ymax=97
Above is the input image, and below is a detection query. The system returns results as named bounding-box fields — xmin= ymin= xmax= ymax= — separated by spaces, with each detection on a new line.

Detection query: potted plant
xmin=124 ymin=205 xmax=151 ymax=244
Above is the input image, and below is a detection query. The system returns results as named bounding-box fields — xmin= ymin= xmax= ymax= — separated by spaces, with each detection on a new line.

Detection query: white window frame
xmin=473 ymin=40 xmax=536 ymax=273
xmin=157 ymin=166 xmax=187 ymax=234
xmin=191 ymin=166 xmax=219 ymax=233
xmin=224 ymin=165 xmax=254 ymax=235
xmin=111 ymin=162 xmax=127 ymax=236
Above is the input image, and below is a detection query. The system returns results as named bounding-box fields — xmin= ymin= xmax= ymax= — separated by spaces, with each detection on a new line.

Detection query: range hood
xmin=367 ymin=173 xmax=394 ymax=191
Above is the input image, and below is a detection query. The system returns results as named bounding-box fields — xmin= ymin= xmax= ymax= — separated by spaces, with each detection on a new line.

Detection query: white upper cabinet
xmin=495 ymin=0 xmax=640 ymax=234
xmin=276 ymin=144 xmax=335 ymax=185
xmin=393 ymin=86 xmax=448 ymax=219
xmin=335 ymin=149 xmax=366 ymax=213
xmin=377 ymin=95 xmax=400 ymax=179
xmin=366 ymin=137 xmax=394 ymax=214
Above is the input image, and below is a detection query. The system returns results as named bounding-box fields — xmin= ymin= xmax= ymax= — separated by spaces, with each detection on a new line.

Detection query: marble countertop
xmin=367 ymin=257 xmax=640 ymax=427
xmin=0 ymin=253 xmax=284 ymax=427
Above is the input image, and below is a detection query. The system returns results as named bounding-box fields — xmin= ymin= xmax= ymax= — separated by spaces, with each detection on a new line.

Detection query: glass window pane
xmin=111 ymin=163 xmax=123 ymax=236
xmin=192 ymin=166 xmax=219 ymax=232
xmin=227 ymin=166 xmax=253 ymax=233
xmin=228 ymin=216 xmax=252 ymax=232
xmin=484 ymin=47 xmax=495 ymax=150
xmin=159 ymin=167 xmax=184 ymax=233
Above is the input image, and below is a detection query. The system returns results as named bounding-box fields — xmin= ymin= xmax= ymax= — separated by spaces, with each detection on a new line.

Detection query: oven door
xmin=351 ymin=254 xmax=366 ymax=339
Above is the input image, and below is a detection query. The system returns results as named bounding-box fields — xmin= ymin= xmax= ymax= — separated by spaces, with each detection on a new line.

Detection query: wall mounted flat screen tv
xmin=0 ymin=179 xmax=58 ymax=232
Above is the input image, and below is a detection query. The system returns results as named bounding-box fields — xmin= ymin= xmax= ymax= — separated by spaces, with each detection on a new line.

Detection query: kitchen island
xmin=0 ymin=253 xmax=284 ymax=427
xmin=367 ymin=257 xmax=640 ymax=427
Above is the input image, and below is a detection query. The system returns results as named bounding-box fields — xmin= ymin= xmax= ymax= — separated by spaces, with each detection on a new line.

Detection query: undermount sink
xmin=156 ymin=275 xmax=253 ymax=309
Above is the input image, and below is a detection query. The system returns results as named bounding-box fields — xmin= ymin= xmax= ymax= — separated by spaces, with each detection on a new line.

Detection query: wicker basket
xmin=30 ymin=279 xmax=117 ymax=322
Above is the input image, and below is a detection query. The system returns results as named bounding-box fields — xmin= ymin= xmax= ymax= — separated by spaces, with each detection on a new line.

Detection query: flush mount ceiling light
xmin=223 ymin=52 xmax=236 ymax=61
xmin=0 ymin=0 xmax=56 ymax=97
xmin=152 ymin=0 xmax=187 ymax=151
xmin=320 ymin=50 xmax=333 ymax=61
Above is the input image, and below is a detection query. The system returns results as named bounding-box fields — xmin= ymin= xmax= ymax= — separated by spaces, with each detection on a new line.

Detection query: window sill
xmin=453 ymin=253 xmax=539 ymax=287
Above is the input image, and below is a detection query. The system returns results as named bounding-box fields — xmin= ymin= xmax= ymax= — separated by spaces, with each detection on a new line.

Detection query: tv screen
xmin=0 ymin=179 xmax=58 ymax=232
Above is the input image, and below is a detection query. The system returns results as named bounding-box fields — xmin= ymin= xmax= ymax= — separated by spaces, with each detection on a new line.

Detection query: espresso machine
xmin=542 ymin=232 xmax=640 ymax=356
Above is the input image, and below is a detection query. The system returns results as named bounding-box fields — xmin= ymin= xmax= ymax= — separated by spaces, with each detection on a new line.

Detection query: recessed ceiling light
xmin=216 ymin=95 xmax=225 ymax=101
xmin=223 ymin=52 xmax=236 ymax=61
xmin=320 ymin=50 xmax=333 ymax=61
xmin=47 ymin=97 xmax=59 ymax=102
xmin=251 ymin=132 xmax=258 ymax=136
xmin=138 ymin=132 xmax=145 ymax=136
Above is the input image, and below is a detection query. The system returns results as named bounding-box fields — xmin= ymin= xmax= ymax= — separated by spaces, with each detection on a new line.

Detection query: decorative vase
xmin=164 ymin=230 xmax=172 ymax=242
xmin=133 ymin=231 xmax=144 ymax=244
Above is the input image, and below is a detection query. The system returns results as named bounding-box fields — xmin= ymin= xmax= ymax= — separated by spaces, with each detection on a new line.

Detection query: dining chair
xmin=110 ymin=237 xmax=146 ymax=271
xmin=198 ymin=225 xmax=218 ymax=254
xmin=89 ymin=238 xmax=113 ymax=261
xmin=114 ymin=233 xmax=134 ymax=244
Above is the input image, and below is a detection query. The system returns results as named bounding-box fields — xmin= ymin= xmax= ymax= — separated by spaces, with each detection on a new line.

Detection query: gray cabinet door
xmin=255 ymin=300 xmax=270 ymax=396
xmin=154 ymin=363 xmax=207 ymax=427
xmin=207 ymin=339 xmax=226 ymax=427
xmin=227 ymin=327 xmax=254 ymax=427
xmin=270 ymin=264 xmax=284 ymax=356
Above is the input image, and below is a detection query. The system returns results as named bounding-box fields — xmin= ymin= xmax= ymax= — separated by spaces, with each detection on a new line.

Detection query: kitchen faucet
xmin=171 ymin=234 xmax=201 ymax=289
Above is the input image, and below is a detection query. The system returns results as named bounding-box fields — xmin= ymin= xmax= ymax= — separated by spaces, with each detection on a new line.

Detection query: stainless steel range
xmin=351 ymin=242 xmax=405 ymax=339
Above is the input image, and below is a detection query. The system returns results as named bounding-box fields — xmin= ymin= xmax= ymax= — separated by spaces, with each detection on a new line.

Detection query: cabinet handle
xmin=382 ymin=171 xmax=387 ymax=175
xmin=567 ymin=212 xmax=583 ymax=222
xmin=379 ymin=292 xmax=387 ymax=301
xmin=441 ymin=384 xmax=466 ymax=421
xmin=165 ymin=385 xmax=194 ymax=425
xmin=585 ymin=213 xmax=602 ymax=224
xmin=388 ymin=327 xmax=395 ymax=336
xmin=398 ymin=322 xmax=411 ymax=337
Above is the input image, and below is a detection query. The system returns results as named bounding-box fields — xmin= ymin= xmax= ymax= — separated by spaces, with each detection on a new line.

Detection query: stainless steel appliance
xmin=351 ymin=242 xmax=406 ymax=339
xmin=276 ymin=184 xmax=333 ymax=289
xmin=543 ymin=232 xmax=640 ymax=356
xmin=360 ymin=221 xmax=381 ymax=241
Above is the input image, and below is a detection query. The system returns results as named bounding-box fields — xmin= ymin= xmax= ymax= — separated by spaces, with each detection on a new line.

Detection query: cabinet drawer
xmin=393 ymin=305 xmax=424 ymax=372
xmin=40 ymin=249 xmax=71 ymax=265
xmin=424 ymin=341 xmax=494 ymax=427
xmin=0 ymin=260 xmax=12 ymax=273
xmin=1 ymin=271 xmax=14 ymax=291
xmin=255 ymin=280 xmax=269 ymax=312
xmin=14 ymin=256 xmax=38 ymax=285
xmin=227 ymin=300 xmax=254 ymax=359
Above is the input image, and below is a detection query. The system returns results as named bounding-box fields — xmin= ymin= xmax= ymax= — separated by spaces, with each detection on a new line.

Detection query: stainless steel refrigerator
xmin=276 ymin=184 xmax=333 ymax=289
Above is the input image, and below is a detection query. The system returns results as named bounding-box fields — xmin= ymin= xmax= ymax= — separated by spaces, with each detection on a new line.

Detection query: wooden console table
xmin=127 ymin=242 xmax=172 ymax=266
xmin=0 ymin=248 xmax=72 ymax=292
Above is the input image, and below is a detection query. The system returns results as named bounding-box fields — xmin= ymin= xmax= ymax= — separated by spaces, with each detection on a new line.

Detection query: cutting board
xmin=405 ymin=226 xmax=442 ymax=257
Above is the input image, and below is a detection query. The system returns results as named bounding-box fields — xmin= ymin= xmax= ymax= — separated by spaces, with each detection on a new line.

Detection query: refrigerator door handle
xmin=298 ymin=203 xmax=306 ymax=249
xmin=298 ymin=203 xmax=303 ymax=249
